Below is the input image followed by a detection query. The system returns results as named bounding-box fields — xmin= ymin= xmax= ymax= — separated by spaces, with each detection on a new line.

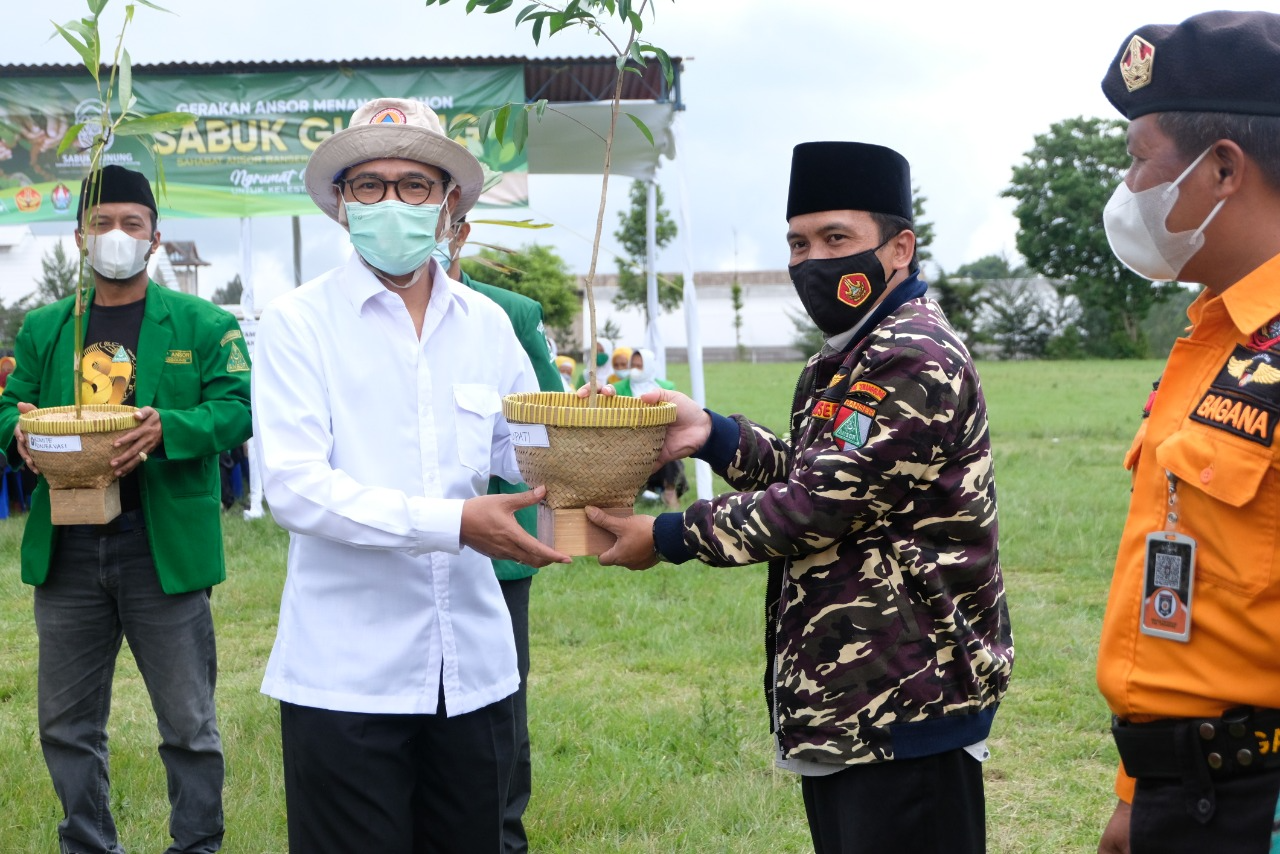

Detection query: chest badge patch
xmin=1228 ymin=353 xmax=1280 ymax=387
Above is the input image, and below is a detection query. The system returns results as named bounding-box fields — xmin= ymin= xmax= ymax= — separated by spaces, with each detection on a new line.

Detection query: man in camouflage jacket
xmin=589 ymin=141 xmax=1013 ymax=854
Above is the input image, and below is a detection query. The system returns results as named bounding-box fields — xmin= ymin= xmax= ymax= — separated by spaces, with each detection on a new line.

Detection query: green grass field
xmin=0 ymin=358 xmax=1164 ymax=852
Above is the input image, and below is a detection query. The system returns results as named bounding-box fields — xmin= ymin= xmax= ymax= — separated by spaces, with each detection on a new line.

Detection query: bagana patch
xmin=226 ymin=343 xmax=250 ymax=373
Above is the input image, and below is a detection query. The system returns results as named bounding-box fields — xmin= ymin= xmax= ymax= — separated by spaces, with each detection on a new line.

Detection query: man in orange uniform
xmin=1096 ymin=11 xmax=1280 ymax=854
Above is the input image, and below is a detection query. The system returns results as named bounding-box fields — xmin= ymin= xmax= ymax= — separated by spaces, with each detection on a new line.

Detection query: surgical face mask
xmin=85 ymin=228 xmax=151 ymax=280
xmin=430 ymin=241 xmax=453 ymax=272
xmin=788 ymin=237 xmax=894 ymax=337
xmin=628 ymin=367 xmax=645 ymax=382
xmin=1102 ymin=147 xmax=1226 ymax=282
xmin=344 ymin=199 xmax=442 ymax=276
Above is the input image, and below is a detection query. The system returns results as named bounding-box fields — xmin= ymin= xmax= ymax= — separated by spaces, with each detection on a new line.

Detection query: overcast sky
xmin=9 ymin=0 xmax=1219 ymax=305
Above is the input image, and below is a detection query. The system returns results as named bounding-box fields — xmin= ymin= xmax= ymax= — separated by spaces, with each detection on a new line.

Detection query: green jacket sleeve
xmin=154 ymin=302 xmax=253 ymax=460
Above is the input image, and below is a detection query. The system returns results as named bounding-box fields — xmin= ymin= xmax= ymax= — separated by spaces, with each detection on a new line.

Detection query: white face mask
xmin=85 ymin=228 xmax=152 ymax=280
xmin=628 ymin=367 xmax=646 ymax=382
xmin=1102 ymin=147 xmax=1226 ymax=282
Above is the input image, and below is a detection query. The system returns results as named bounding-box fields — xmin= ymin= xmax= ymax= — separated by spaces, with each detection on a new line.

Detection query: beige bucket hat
xmin=305 ymin=97 xmax=484 ymax=222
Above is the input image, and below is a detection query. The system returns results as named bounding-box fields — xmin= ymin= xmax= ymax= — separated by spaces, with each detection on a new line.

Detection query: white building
xmin=580 ymin=270 xmax=808 ymax=363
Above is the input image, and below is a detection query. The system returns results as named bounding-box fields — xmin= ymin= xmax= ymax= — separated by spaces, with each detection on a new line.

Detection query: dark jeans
xmin=801 ymin=748 xmax=985 ymax=854
xmin=1130 ymin=768 xmax=1280 ymax=853
xmin=281 ymin=694 xmax=516 ymax=854
xmin=35 ymin=522 xmax=224 ymax=854
xmin=499 ymin=576 xmax=532 ymax=854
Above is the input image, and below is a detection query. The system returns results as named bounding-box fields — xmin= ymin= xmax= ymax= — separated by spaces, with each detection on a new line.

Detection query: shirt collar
xmin=1218 ymin=252 xmax=1280 ymax=335
xmin=341 ymin=253 xmax=470 ymax=317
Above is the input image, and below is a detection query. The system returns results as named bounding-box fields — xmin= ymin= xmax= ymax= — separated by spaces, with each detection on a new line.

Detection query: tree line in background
xmin=798 ymin=115 xmax=1195 ymax=361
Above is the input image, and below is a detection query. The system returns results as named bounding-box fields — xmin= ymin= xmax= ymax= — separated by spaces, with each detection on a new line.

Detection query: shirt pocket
xmin=453 ymin=383 xmax=503 ymax=478
xmin=1155 ymin=427 xmax=1276 ymax=597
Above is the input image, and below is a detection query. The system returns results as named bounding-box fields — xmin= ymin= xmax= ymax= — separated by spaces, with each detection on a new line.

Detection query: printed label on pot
xmin=29 ymin=434 xmax=83 ymax=452
xmin=510 ymin=424 xmax=550 ymax=448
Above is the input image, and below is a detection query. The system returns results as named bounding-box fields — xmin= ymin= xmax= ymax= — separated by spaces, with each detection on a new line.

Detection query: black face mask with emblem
xmin=788 ymin=238 xmax=893 ymax=337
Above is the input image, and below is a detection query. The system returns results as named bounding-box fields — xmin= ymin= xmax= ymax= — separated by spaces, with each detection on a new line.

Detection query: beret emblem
xmin=1120 ymin=35 xmax=1155 ymax=92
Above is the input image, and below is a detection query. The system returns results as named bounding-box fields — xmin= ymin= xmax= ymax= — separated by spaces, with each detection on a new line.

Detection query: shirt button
xmin=1200 ymin=467 xmax=1213 ymax=484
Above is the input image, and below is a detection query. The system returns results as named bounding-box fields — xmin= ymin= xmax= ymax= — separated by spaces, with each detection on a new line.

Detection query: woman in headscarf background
xmin=554 ymin=356 xmax=576 ymax=392
xmin=606 ymin=345 xmax=632 ymax=385
xmin=611 ymin=348 xmax=685 ymax=509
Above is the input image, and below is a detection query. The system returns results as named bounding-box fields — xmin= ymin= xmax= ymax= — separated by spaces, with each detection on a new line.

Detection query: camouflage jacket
xmin=657 ymin=297 xmax=1013 ymax=766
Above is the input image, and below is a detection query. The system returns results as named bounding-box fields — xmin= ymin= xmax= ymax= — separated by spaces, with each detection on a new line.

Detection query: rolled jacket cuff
xmin=692 ymin=410 xmax=740 ymax=471
xmin=653 ymin=511 xmax=695 ymax=564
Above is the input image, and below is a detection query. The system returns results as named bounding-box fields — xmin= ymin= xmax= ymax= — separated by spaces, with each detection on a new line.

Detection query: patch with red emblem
xmin=15 ymin=186 xmax=41 ymax=212
xmin=832 ymin=404 xmax=874 ymax=450
xmin=1120 ymin=34 xmax=1155 ymax=92
xmin=836 ymin=273 xmax=873 ymax=308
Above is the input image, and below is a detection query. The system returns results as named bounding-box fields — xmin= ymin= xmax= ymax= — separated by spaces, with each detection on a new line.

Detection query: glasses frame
xmin=336 ymin=174 xmax=446 ymax=206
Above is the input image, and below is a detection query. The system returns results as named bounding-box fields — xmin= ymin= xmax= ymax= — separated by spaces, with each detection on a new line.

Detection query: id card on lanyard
xmin=1140 ymin=471 xmax=1196 ymax=642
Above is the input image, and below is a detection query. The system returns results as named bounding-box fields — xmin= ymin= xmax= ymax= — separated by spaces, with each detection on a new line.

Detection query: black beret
xmin=77 ymin=165 xmax=157 ymax=222
xmin=786 ymin=141 xmax=912 ymax=222
xmin=1102 ymin=10 xmax=1280 ymax=120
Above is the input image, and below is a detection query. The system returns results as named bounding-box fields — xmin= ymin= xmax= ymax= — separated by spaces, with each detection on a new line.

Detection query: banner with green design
xmin=0 ymin=65 xmax=527 ymax=223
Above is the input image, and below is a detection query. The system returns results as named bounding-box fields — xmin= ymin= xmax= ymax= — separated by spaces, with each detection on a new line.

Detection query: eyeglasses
xmin=337 ymin=174 xmax=444 ymax=206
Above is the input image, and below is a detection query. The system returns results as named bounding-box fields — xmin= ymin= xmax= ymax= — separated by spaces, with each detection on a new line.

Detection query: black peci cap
xmin=1102 ymin=11 xmax=1280 ymax=120
xmin=786 ymin=141 xmax=912 ymax=222
xmin=77 ymin=165 xmax=157 ymax=223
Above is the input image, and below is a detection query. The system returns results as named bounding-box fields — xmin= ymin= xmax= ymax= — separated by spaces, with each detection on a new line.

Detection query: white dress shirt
xmin=253 ymin=253 xmax=536 ymax=716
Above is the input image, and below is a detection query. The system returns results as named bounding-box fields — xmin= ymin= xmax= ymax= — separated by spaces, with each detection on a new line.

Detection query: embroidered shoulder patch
xmin=812 ymin=399 xmax=838 ymax=420
xmin=850 ymin=381 xmax=887 ymax=401
xmin=221 ymin=330 xmax=243 ymax=347
xmin=165 ymin=349 xmax=193 ymax=364
xmin=833 ymin=407 xmax=874 ymax=450
xmin=226 ymin=343 xmax=250 ymax=373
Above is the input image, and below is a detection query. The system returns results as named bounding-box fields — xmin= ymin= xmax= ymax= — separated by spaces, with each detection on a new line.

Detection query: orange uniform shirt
xmin=1098 ymin=253 xmax=1280 ymax=801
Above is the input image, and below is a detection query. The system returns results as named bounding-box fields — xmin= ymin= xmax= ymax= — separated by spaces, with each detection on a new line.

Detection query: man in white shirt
xmin=252 ymin=97 xmax=570 ymax=853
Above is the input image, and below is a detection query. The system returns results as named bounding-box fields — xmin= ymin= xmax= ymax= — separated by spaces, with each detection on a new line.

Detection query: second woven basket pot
xmin=501 ymin=391 xmax=677 ymax=510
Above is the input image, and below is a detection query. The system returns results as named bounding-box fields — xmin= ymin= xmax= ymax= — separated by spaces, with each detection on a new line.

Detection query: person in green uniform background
xmin=436 ymin=216 xmax=560 ymax=854
xmin=0 ymin=165 xmax=251 ymax=854
xmin=611 ymin=347 xmax=684 ymax=509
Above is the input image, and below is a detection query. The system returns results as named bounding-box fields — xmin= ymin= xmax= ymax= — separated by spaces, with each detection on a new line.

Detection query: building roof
xmin=0 ymin=55 xmax=684 ymax=107
xmin=162 ymin=241 xmax=211 ymax=267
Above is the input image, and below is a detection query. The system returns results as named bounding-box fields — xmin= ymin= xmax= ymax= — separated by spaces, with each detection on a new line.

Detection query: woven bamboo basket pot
xmin=502 ymin=392 xmax=677 ymax=509
xmin=19 ymin=404 xmax=138 ymax=490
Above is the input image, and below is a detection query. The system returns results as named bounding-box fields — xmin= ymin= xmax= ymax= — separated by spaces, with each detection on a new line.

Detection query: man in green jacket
xmin=0 ymin=165 xmax=252 ymax=854
xmin=438 ymin=216 xmax=560 ymax=854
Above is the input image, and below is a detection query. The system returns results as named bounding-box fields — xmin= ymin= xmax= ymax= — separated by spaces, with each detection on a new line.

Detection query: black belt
xmin=1112 ymin=707 xmax=1280 ymax=781
xmin=63 ymin=508 xmax=146 ymax=537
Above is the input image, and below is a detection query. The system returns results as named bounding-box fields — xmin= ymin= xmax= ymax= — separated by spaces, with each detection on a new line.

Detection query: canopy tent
xmin=0 ymin=54 xmax=710 ymax=500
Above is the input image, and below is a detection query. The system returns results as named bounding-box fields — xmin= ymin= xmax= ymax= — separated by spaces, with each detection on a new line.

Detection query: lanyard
xmin=1163 ymin=470 xmax=1181 ymax=534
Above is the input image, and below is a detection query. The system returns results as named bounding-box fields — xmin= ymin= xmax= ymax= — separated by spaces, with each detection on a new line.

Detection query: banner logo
xmin=15 ymin=187 xmax=40 ymax=213
xmin=51 ymin=183 xmax=72 ymax=211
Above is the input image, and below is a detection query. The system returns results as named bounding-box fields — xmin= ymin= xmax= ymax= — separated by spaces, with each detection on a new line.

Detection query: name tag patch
xmin=812 ymin=399 xmax=839 ymax=420
xmin=1189 ymin=391 xmax=1277 ymax=445
xmin=165 ymin=349 xmax=192 ymax=364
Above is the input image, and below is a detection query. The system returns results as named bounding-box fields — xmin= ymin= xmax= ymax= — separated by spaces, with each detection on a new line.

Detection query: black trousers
xmin=499 ymin=576 xmax=532 ymax=854
xmin=280 ymin=693 xmax=516 ymax=854
xmin=1130 ymin=768 xmax=1280 ymax=854
xmin=800 ymin=748 xmax=985 ymax=854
